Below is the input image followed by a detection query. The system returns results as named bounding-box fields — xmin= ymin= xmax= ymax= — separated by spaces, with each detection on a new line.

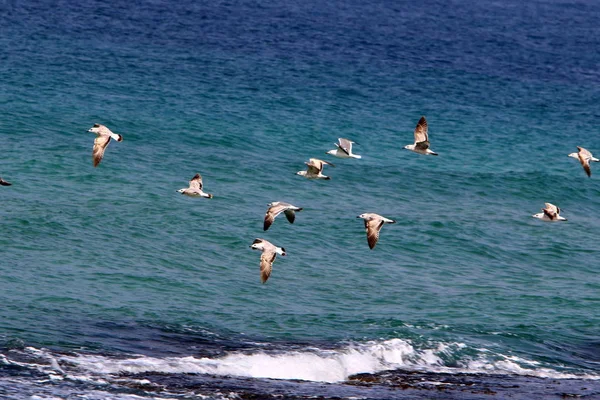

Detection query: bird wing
xmin=578 ymin=147 xmax=593 ymax=159
xmin=260 ymin=251 xmax=277 ymax=283
xmin=577 ymin=149 xmax=592 ymax=176
xmin=579 ymin=154 xmax=591 ymax=177
xmin=543 ymin=208 xmax=556 ymax=220
xmin=364 ymin=218 xmax=384 ymax=249
xmin=337 ymin=138 xmax=353 ymax=155
xmin=264 ymin=203 xmax=287 ymax=231
xmin=415 ymin=140 xmax=431 ymax=150
xmin=92 ymin=135 xmax=111 ymax=167
xmin=413 ymin=116 xmax=429 ymax=144
xmin=308 ymin=158 xmax=334 ymax=170
xmin=543 ymin=203 xmax=560 ymax=219
xmin=283 ymin=209 xmax=296 ymax=224
xmin=306 ymin=158 xmax=326 ymax=174
xmin=189 ymin=173 xmax=203 ymax=190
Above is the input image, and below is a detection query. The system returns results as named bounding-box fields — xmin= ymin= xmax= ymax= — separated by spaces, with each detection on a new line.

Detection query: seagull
xmin=264 ymin=202 xmax=303 ymax=231
xmin=0 ymin=177 xmax=11 ymax=186
xmin=88 ymin=123 xmax=123 ymax=167
xmin=357 ymin=213 xmax=396 ymax=249
xmin=568 ymin=146 xmax=599 ymax=177
xmin=249 ymin=238 xmax=286 ymax=283
xmin=403 ymin=116 xmax=438 ymax=156
xmin=532 ymin=203 xmax=567 ymax=222
xmin=296 ymin=158 xmax=335 ymax=179
xmin=326 ymin=138 xmax=362 ymax=159
xmin=177 ymin=173 xmax=213 ymax=198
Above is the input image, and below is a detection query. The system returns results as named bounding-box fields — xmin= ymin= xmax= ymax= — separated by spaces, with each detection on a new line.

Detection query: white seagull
xmin=263 ymin=202 xmax=303 ymax=231
xmin=296 ymin=158 xmax=335 ymax=179
xmin=88 ymin=123 xmax=123 ymax=167
xmin=532 ymin=203 xmax=567 ymax=222
xmin=357 ymin=213 xmax=396 ymax=249
xmin=250 ymin=238 xmax=286 ymax=283
xmin=326 ymin=138 xmax=362 ymax=159
xmin=0 ymin=177 xmax=11 ymax=186
xmin=404 ymin=116 xmax=438 ymax=156
xmin=568 ymin=146 xmax=600 ymax=177
xmin=177 ymin=173 xmax=213 ymax=198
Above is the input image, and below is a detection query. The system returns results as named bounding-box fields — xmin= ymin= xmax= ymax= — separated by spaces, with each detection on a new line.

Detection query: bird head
xmin=250 ymin=238 xmax=263 ymax=250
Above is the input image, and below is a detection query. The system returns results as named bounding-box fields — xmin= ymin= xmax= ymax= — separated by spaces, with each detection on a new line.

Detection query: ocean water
xmin=2 ymin=0 xmax=600 ymax=398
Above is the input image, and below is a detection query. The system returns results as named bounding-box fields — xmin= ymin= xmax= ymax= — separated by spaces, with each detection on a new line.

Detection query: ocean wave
xmin=9 ymin=338 xmax=597 ymax=385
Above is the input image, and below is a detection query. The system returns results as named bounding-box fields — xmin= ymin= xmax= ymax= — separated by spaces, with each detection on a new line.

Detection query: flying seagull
xmin=88 ymin=123 xmax=123 ymax=167
xmin=532 ymin=203 xmax=567 ymax=222
xmin=177 ymin=173 xmax=213 ymax=198
xmin=326 ymin=138 xmax=362 ymax=159
xmin=0 ymin=177 xmax=11 ymax=186
xmin=296 ymin=158 xmax=335 ymax=179
xmin=250 ymin=238 xmax=286 ymax=283
xmin=263 ymin=202 xmax=303 ymax=231
xmin=568 ymin=146 xmax=599 ymax=177
xmin=403 ymin=116 xmax=438 ymax=156
xmin=357 ymin=213 xmax=396 ymax=249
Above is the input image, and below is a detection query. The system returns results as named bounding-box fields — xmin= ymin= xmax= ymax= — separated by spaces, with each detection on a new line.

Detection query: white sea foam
xmin=10 ymin=340 xmax=600 ymax=385
xmin=45 ymin=338 xmax=598 ymax=383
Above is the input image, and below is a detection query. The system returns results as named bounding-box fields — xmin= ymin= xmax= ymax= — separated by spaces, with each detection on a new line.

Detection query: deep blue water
xmin=2 ymin=0 xmax=600 ymax=398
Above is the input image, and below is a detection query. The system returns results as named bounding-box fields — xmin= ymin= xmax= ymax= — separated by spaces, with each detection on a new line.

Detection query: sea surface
xmin=2 ymin=0 xmax=600 ymax=398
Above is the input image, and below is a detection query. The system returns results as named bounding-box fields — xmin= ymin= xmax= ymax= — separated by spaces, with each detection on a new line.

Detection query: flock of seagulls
xmin=0 ymin=117 xmax=595 ymax=283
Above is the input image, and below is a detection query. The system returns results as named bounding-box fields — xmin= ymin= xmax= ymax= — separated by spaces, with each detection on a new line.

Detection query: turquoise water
xmin=2 ymin=0 xmax=600 ymax=398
